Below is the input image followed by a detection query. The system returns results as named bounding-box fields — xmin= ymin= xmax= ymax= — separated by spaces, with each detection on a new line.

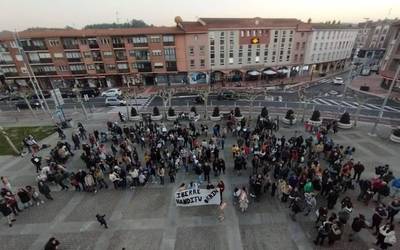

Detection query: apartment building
xmin=0 ymin=27 xmax=190 ymax=89
xmin=0 ymin=16 xmax=359 ymax=89
xmin=380 ymin=21 xmax=400 ymax=90
xmin=304 ymin=24 xmax=358 ymax=74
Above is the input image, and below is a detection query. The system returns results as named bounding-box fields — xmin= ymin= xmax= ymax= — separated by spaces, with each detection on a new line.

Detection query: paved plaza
xmin=0 ymin=117 xmax=400 ymax=250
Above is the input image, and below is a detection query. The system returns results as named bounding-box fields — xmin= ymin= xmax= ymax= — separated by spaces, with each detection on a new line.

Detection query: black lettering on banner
xmin=204 ymin=189 xmax=218 ymax=203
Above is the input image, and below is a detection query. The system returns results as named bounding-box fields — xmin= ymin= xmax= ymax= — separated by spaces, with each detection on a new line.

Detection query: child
xmin=96 ymin=214 xmax=108 ymax=229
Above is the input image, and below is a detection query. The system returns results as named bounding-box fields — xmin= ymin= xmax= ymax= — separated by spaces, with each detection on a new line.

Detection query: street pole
xmin=23 ymin=95 xmax=36 ymax=119
xmin=338 ymin=65 xmax=354 ymax=116
xmin=14 ymin=32 xmax=52 ymax=116
xmin=369 ymin=64 xmax=400 ymax=136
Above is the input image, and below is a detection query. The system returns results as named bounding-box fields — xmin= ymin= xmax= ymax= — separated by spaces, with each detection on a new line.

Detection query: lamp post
xmin=338 ymin=64 xmax=355 ymax=116
xmin=369 ymin=64 xmax=400 ymax=136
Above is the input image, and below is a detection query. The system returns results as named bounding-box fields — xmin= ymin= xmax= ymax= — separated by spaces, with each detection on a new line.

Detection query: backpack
xmin=380 ymin=185 xmax=390 ymax=197
xmin=338 ymin=210 xmax=350 ymax=223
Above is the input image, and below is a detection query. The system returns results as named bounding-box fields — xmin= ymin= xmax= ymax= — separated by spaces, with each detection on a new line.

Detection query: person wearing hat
xmin=348 ymin=214 xmax=369 ymax=242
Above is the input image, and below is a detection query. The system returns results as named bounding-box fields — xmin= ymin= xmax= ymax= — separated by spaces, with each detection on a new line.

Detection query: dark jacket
xmin=0 ymin=201 xmax=12 ymax=216
xmin=351 ymin=217 xmax=367 ymax=232
xmin=38 ymin=182 xmax=51 ymax=195
xmin=17 ymin=190 xmax=31 ymax=203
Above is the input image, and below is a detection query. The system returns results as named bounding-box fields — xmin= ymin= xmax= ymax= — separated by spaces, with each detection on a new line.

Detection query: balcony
xmin=71 ymin=70 xmax=87 ymax=75
xmin=163 ymin=41 xmax=175 ymax=46
xmin=33 ymin=71 xmax=57 ymax=76
xmin=96 ymin=69 xmax=105 ymax=74
xmin=89 ymin=43 xmax=99 ymax=49
xmin=22 ymin=45 xmax=48 ymax=51
xmin=115 ymin=56 xmax=127 ymax=61
xmin=4 ymin=72 xmax=19 ymax=77
xmin=63 ymin=44 xmax=79 ymax=50
xmin=0 ymin=60 xmax=14 ymax=65
xmin=67 ymin=58 xmax=82 ymax=62
xmin=92 ymin=56 xmax=102 ymax=62
xmin=29 ymin=58 xmax=53 ymax=64
xmin=166 ymin=61 xmax=177 ymax=71
xmin=118 ymin=68 xmax=130 ymax=73
xmin=133 ymin=43 xmax=148 ymax=48
xmin=113 ymin=43 xmax=125 ymax=49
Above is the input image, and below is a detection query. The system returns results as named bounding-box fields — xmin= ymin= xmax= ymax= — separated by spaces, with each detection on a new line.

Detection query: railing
xmin=71 ymin=70 xmax=87 ymax=75
xmin=29 ymin=58 xmax=53 ymax=64
xmin=4 ymin=72 xmax=19 ymax=77
xmin=163 ymin=42 xmax=175 ymax=46
xmin=63 ymin=44 xmax=79 ymax=50
xmin=0 ymin=60 xmax=14 ymax=65
xmin=67 ymin=58 xmax=82 ymax=62
xmin=113 ymin=43 xmax=125 ymax=48
xmin=115 ymin=56 xmax=128 ymax=61
xmin=96 ymin=69 xmax=105 ymax=74
xmin=92 ymin=57 xmax=102 ymax=62
xmin=133 ymin=43 xmax=148 ymax=47
xmin=89 ymin=43 xmax=99 ymax=49
xmin=137 ymin=67 xmax=152 ymax=72
xmin=22 ymin=45 xmax=48 ymax=51
xmin=33 ymin=71 xmax=57 ymax=76
xmin=118 ymin=69 xmax=130 ymax=73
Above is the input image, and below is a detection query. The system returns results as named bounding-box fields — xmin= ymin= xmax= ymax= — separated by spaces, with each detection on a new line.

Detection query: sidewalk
xmin=350 ymin=74 xmax=400 ymax=100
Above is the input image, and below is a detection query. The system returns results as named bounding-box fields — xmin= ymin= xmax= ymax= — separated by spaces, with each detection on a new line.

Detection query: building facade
xmin=380 ymin=21 xmax=400 ymax=90
xmin=0 ymin=17 xmax=359 ymax=90
xmin=303 ymin=24 xmax=358 ymax=74
xmin=353 ymin=19 xmax=398 ymax=68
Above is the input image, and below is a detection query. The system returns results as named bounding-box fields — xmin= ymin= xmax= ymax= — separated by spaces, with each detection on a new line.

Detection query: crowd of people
xmin=1 ymin=110 xmax=400 ymax=249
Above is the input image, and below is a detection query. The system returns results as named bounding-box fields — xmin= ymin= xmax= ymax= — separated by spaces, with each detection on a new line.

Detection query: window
xmin=83 ymin=52 xmax=91 ymax=58
xmin=164 ymin=48 xmax=176 ymax=61
xmin=131 ymin=36 xmax=148 ymax=44
xmin=48 ymin=39 xmax=60 ymax=47
xmin=154 ymin=63 xmax=163 ymax=69
xmin=117 ymin=63 xmax=128 ymax=69
xmin=163 ymin=35 xmax=174 ymax=43
xmin=103 ymin=51 xmax=113 ymax=57
xmin=87 ymin=64 xmax=95 ymax=70
xmin=247 ymin=57 xmax=251 ymax=63
xmin=38 ymin=52 xmax=51 ymax=58
xmin=296 ymin=42 xmax=300 ymax=50
xmin=189 ymin=46 xmax=194 ymax=56
xmin=301 ymin=42 xmax=306 ymax=49
xmin=15 ymin=55 xmax=23 ymax=61
xmin=238 ymin=58 xmax=242 ymax=64
xmin=294 ymin=54 xmax=298 ymax=61
xmin=10 ymin=41 xmax=17 ymax=48
xmin=199 ymin=46 xmax=205 ymax=55
xmin=152 ymin=50 xmax=162 ymax=56
xmin=80 ymin=39 xmax=87 ymax=45
xmin=58 ymin=65 xmax=69 ymax=71
xmin=106 ymin=64 xmax=116 ymax=70
xmin=240 ymin=30 xmax=244 ymax=37
xmin=246 ymin=30 xmax=250 ymax=37
xmin=194 ymin=35 xmax=198 ymax=40
xmin=220 ymin=58 xmax=224 ymax=65
xmin=200 ymin=59 xmax=205 ymax=67
xmin=149 ymin=36 xmax=160 ymax=43
xmin=69 ymin=64 xmax=85 ymax=71
xmin=252 ymin=30 xmax=256 ymax=36
xmin=65 ymin=52 xmax=81 ymax=58
xmin=190 ymin=59 xmax=195 ymax=67
xmin=53 ymin=53 xmax=63 ymax=58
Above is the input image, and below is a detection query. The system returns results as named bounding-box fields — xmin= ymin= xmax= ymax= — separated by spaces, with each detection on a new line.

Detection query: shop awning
xmin=248 ymin=70 xmax=260 ymax=76
xmin=263 ymin=70 xmax=277 ymax=75
xmin=277 ymin=69 xmax=289 ymax=74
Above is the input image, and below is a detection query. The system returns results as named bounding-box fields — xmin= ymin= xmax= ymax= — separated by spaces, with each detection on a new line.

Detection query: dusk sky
xmin=1 ymin=0 xmax=399 ymax=31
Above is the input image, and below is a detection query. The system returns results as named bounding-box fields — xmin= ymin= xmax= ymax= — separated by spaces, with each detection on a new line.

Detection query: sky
xmin=1 ymin=0 xmax=399 ymax=31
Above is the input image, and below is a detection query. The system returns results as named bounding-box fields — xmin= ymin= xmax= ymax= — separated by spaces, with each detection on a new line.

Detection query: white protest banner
xmin=175 ymin=188 xmax=221 ymax=207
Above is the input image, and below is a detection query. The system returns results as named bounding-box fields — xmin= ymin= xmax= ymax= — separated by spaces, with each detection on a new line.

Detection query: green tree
xmin=84 ymin=19 xmax=150 ymax=29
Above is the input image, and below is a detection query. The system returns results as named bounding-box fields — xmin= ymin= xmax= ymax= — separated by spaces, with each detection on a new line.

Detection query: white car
xmin=101 ymin=88 xmax=122 ymax=97
xmin=105 ymin=97 xmax=126 ymax=106
xmin=333 ymin=77 xmax=344 ymax=85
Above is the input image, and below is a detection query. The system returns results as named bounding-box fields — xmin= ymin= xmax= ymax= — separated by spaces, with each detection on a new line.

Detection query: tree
xmin=84 ymin=19 xmax=150 ymax=29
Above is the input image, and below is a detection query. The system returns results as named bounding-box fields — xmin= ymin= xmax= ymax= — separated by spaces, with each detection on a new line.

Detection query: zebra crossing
xmin=106 ymin=96 xmax=152 ymax=113
xmin=311 ymin=98 xmax=400 ymax=113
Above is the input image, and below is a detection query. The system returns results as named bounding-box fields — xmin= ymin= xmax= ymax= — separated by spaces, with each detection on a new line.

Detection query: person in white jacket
xmin=376 ymin=223 xmax=396 ymax=249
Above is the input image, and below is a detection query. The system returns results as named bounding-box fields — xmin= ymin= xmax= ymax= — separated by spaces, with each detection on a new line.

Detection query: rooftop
xmin=0 ymin=26 xmax=184 ymax=40
xmin=198 ymin=17 xmax=306 ymax=29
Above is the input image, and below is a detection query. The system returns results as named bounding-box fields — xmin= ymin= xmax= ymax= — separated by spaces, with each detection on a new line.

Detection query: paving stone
xmin=64 ymin=190 xmax=121 ymax=222
xmin=14 ymin=191 xmax=75 ymax=224
xmin=107 ymin=229 xmax=163 ymax=250
xmin=240 ymin=224 xmax=296 ymax=250
xmin=53 ymin=231 xmax=101 ymax=250
xmin=0 ymin=234 xmax=37 ymax=250
xmin=121 ymin=187 xmax=170 ymax=219
xmin=175 ymin=226 xmax=229 ymax=250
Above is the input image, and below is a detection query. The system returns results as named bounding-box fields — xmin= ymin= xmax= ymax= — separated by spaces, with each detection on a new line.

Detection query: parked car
xmin=31 ymin=90 xmax=51 ymax=99
xmin=105 ymin=96 xmax=126 ymax=106
xmin=333 ymin=77 xmax=344 ymax=85
xmin=60 ymin=89 xmax=77 ymax=98
xmin=217 ymin=91 xmax=239 ymax=100
xmin=15 ymin=99 xmax=41 ymax=109
xmin=101 ymin=88 xmax=122 ymax=97
xmin=80 ymin=88 xmax=100 ymax=98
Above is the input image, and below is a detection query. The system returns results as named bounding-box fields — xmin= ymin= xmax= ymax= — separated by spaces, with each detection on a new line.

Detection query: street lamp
xmin=369 ymin=64 xmax=400 ymax=136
